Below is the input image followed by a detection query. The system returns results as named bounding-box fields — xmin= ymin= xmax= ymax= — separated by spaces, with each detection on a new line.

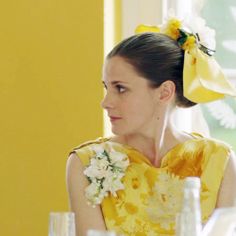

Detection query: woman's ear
xmin=158 ymin=80 xmax=176 ymax=103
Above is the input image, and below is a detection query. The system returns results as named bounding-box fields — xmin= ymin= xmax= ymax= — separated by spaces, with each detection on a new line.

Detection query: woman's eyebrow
xmin=102 ymin=80 xmax=129 ymax=86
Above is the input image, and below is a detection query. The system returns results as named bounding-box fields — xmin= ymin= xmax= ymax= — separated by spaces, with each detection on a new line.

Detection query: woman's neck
xmin=112 ymin=123 xmax=167 ymax=167
xmin=110 ymin=121 xmax=193 ymax=167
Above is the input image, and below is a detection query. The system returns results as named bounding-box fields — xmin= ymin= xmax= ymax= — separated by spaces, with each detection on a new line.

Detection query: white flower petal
xmin=92 ymin=144 xmax=105 ymax=154
xmin=84 ymin=146 xmax=129 ymax=206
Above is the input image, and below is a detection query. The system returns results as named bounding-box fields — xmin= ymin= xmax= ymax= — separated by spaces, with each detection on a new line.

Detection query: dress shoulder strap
xmin=72 ymin=137 xmax=109 ymax=151
xmin=69 ymin=137 xmax=109 ymax=166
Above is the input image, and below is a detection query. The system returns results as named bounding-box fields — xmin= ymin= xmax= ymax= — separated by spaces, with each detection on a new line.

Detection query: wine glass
xmin=87 ymin=229 xmax=116 ymax=236
xmin=48 ymin=212 xmax=76 ymax=236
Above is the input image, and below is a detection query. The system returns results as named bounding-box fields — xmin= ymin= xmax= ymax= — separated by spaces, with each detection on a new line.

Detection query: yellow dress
xmin=71 ymin=133 xmax=231 ymax=236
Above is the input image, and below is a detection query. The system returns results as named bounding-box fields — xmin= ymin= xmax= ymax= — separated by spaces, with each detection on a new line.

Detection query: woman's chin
xmin=111 ymin=126 xmax=133 ymax=136
xmin=111 ymin=126 xmax=124 ymax=136
xmin=111 ymin=127 xmax=120 ymax=135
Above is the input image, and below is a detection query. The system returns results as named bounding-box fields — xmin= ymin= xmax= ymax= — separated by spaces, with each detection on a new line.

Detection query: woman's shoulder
xmin=72 ymin=137 xmax=109 ymax=152
xmin=71 ymin=136 xmax=128 ymax=153
xmin=69 ymin=136 xmax=127 ymax=165
xmin=69 ymin=137 xmax=109 ymax=164
xmin=168 ymin=132 xmax=232 ymax=157
xmin=176 ymin=132 xmax=233 ymax=165
xmin=189 ymin=132 xmax=232 ymax=152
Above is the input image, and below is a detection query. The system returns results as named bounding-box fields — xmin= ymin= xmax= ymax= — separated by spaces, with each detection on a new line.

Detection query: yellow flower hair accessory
xmin=135 ymin=16 xmax=236 ymax=103
xmin=135 ymin=24 xmax=160 ymax=34
xmin=162 ymin=17 xmax=182 ymax=40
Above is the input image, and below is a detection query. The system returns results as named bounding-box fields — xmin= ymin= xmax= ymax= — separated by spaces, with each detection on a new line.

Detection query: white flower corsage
xmin=84 ymin=144 xmax=129 ymax=207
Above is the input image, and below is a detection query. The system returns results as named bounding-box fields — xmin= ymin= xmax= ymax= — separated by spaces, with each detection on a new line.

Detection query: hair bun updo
xmin=107 ymin=33 xmax=197 ymax=108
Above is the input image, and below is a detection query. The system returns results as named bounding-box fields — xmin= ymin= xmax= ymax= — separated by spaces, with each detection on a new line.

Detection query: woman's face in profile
xmin=101 ymin=56 xmax=161 ymax=136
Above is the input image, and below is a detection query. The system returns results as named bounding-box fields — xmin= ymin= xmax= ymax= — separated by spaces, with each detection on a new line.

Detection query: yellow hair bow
xmin=135 ymin=24 xmax=160 ymax=34
xmin=135 ymin=23 xmax=236 ymax=103
xmin=184 ymin=48 xmax=236 ymax=103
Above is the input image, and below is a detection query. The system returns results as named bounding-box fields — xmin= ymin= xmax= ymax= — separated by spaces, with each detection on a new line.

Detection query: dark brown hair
xmin=107 ymin=33 xmax=196 ymax=108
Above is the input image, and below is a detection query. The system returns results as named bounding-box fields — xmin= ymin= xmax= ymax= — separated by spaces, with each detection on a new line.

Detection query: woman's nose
xmin=101 ymin=92 xmax=114 ymax=109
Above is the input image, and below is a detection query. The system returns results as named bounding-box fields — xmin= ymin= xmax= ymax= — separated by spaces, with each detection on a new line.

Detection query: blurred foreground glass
xmin=87 ymin=229 xmax=116 ymax=236
xmin=48 ymin=212 xmax=75 ymax=236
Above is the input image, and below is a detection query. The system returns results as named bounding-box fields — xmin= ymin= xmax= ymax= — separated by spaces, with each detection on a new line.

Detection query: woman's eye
xmin=116 ymin=85 xmax=126 ymax=93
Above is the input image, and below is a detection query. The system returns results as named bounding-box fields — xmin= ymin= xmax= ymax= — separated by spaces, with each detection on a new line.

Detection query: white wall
xmin=121 ymin=0 xmax=163 ymax=38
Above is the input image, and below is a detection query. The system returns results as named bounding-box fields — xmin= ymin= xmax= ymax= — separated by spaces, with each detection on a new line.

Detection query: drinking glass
xmin=87 ymin=229 xmax=116 ymax=236
xmin=48 ymin=212 xmax=76 ymax=236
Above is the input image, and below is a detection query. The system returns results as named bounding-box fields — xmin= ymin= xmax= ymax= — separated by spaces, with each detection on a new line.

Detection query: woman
xmin=66 ymin=18 xmax=236 ymax=236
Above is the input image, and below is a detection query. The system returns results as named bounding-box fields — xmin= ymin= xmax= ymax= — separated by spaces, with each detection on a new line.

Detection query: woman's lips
xmin=109 ymin=116 xmax=122 ymax=122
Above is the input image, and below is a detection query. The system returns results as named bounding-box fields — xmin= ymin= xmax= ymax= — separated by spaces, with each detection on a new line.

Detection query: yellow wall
xmin=114 ymin=0 xmax=122 ymax=44
xmin=0 ymin=1 xmax=103 ymax=235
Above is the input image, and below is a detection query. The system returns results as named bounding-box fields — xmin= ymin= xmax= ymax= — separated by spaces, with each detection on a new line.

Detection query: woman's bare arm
xmin=217 ymin=150 xmax=236 ymax=207
xmin=66 ymin=153 xmax=107 ymax=236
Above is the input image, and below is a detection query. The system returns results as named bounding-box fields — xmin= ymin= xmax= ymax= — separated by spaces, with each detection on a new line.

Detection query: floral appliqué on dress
xmin=146 ymin=171 xmax=184 ymax=230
